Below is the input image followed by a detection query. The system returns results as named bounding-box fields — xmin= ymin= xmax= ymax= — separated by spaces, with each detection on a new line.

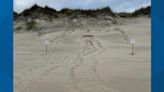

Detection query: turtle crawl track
xmin=15 ymin=32 xmax=118 ymax=92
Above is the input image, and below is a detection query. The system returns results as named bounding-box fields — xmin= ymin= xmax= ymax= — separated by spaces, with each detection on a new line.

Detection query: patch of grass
xmin=26 ymin=20 xmax=37 ymax=30
xmin=117 ymin=6 xmax=150 ymax=18
xmin=15 ymin=26 xmax=22 ymax=30
xmin=15 ymin=26 xmax=22 ymax=33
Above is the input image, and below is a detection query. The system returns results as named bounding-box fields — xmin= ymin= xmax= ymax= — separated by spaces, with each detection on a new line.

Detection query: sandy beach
xmin=14 ymin=17 xmax=150 ymax=92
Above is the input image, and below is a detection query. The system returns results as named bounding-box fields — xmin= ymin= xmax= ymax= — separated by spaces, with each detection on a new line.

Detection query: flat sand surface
xmin=14 ymin=17 xmax=150 ymax=92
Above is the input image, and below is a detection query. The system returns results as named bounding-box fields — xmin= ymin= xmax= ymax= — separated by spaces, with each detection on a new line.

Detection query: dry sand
xmin=14 ymin=17 xmax=150 ymax=92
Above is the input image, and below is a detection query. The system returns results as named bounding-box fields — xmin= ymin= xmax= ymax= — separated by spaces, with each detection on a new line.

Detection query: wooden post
xmin=131 ymin=43 xmax=134 ymax=55
xmin=129 ymin=38 xmax=135 ymax=56
xmin=45 ymin=44 xmax=48 ymax=55
xmin=44 ymin=40 xmax=49 ymax=55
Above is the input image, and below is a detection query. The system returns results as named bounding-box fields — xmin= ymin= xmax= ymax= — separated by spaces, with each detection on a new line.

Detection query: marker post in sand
xmin=129 ymin=38 xmax=135 ymax=56
xmin=44 ymin=40 xmax=49 ymax=55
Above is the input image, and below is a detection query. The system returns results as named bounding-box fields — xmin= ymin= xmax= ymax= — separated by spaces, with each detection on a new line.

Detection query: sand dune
xmin=14 ymin=17 xmax=150 ymax=92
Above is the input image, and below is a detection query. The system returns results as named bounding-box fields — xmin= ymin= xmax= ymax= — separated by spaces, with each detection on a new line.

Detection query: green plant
xmin=15 ymin=26 xmax=22 ymax=30
xmin=14 ymin=26 xmax=22 ymax=33
xmin=26 ymin=20 xmax=37 ymax=30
